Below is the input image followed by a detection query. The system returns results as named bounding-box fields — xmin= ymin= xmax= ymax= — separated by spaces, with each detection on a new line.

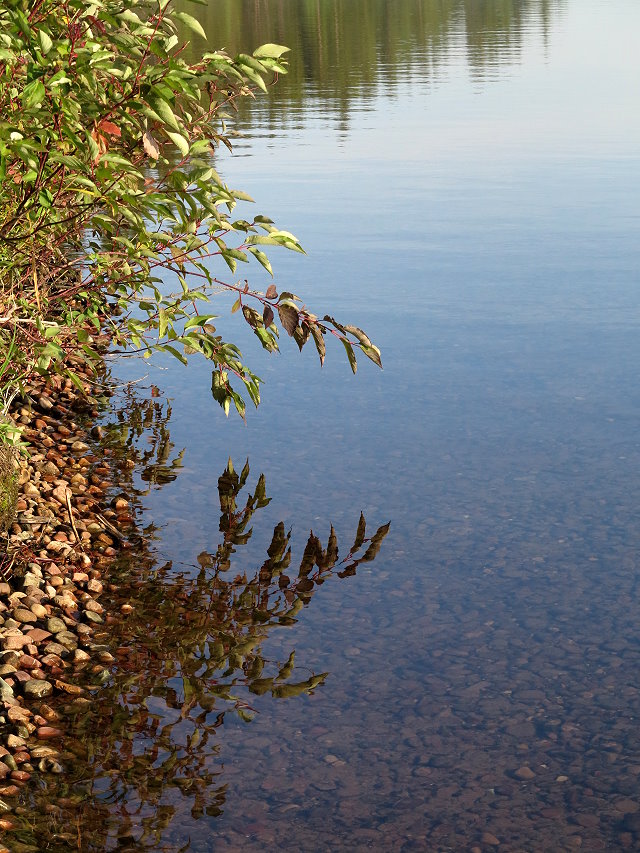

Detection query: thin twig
xmin=65 ymin=490 xmax=83 ymax=550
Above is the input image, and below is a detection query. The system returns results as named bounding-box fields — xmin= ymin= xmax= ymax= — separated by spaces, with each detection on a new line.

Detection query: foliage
xmin=0 ymin=0 xmax=381 ymax=436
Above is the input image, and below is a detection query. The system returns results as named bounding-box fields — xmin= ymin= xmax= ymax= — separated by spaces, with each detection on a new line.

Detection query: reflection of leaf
xmin=326 ymin=525 xmax=338 ymax=565
xmin=267 ymin=521 xmax=288 ymax=559
xmin=249 ymin=677 xmax=274 ymax=696
xmin=353 ymin=512 xmax=366 ymax=551
xmin=361 ymin=522 xmax=391 ymax=562
xmin=276 ymin=651 xmax=295 ymax=682
xmin=271 ymin=672 xmax=328 ymax=698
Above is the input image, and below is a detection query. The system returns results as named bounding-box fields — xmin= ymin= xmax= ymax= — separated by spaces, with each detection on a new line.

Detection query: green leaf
xmin=247 ymin=247 xmax=273 ymax=276
xmin=152 ymin=97 xmax=180 ymax=131
xmin=361 ymin=343 xmax=383 ymax=368
xmin=158 ymin=308 xmax=168 ymax=339
xmin=43 ymin=324 xmax=61 ymax=339
xmin=22 ymin=80 xmax=46 ymax=109
xmin=341 ymin=339 xmax=357 ymax=374
xmin=174 ymin=11 xmax=207 ymax=40
xmin=166 ymin=130 xmax=189 ymax=157
xmin=38 ymin=30 xmax=53 ymax=55
xmin=253 ymin=44 xmax=291 ymax=60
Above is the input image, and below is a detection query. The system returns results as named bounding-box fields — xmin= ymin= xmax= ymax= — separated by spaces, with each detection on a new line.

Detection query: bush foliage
xmin=0 ymin=0 xmax=381 ymax=436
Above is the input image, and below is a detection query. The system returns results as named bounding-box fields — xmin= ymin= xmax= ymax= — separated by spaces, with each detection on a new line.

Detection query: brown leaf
xmin=142 ymin=131 xmax=160 ymax=160
xmin=263 ymin=304 xmax=274 ymax=327
xmin=265 ymin=284 xmax=278 ymax=299
xmin=292 ymin=322 xmax=311 ymax=352
xmin=277 ymin=304 xmax=299 ymax=336
xmin=242 ymin=305 xmax=261 ymax=328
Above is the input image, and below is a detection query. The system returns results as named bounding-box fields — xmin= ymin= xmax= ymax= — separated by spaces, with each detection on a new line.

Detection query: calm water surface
xmin=27 ymin=1 xmax=640 ymax=850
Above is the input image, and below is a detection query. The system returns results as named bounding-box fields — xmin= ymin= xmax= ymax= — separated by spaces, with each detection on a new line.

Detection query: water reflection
xmin=178 ymin=0 xmax=564 ymax=133
xmin=9 ymin=387 xmax=388 ymax=852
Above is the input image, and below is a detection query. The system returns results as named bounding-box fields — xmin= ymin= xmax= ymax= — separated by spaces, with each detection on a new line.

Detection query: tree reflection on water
xmin=10 ymin=387 xmax=388 ymax=852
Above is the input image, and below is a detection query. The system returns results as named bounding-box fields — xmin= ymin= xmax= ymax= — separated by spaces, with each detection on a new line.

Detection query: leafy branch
xmin=0 ymin=0 xmax=382 ymax=438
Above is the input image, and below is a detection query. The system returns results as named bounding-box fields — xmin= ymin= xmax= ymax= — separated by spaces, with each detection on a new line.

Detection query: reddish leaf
xmin=265 ymin=284 xmax=278 ymax=299
xmin=263 ymin=304 xmax=274 ymax=327
xmin=99 ymin=120 xmax=121 ymax=137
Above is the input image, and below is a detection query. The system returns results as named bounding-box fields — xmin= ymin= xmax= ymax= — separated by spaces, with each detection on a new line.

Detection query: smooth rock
xmin=37 ymin=726 xmax=63 ymax=739
xmin=515 ymin=766 xmax=536 ymax=780
xmin=23 ymin=679 xmax=53 ymax=699
xmin=46 ymin=618 xmax=66 ymax=634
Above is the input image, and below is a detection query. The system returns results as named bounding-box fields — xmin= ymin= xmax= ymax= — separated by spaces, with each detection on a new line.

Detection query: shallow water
xmin=24 ymin=1 xmax=640 ymax=850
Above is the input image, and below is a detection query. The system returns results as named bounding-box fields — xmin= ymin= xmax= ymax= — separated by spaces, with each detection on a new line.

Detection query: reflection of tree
xmin=178 ymin=0 xmax=563 ymax=130
xmin=107 ymin=386 xmax=185 ymax=492
xmin=11 ymin=388 xmax=388 ymax=851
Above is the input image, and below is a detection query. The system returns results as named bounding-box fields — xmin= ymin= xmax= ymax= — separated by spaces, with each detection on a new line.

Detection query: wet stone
xmin=23 ymin=679 xmax=53 ymax=699
xmin=43 ymin=642 xmax=68 ymax=658
xmin=55 ymin=632 xmax=78 ymax=650
xmin=46 ymin=618 xmax=66 ymax=634
xmin=30 ymin=745 xmax=59 ymax=759
xmin=0 ymin=679 xmax=14 ymax=700
xmin=615 ymin=800 xmax=639 ymax=815
xmin=514 ymin=766 xmax=536 ymax=780
xmin=37 ymin=727 xmax=63 ymax=740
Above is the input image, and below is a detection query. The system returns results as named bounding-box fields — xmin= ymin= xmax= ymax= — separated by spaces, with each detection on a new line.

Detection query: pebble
xmin=46 ymin=617 xmax=66 ymax=634
xmin=36 ymin=727 xmax=63 ymax=740
xmin=0 ymin=369 xmax=131 ymax=835
xmin=23 ymin=680 xmax=53 ymax=699
xmin=12 ymin=609 xmax=36 ymax=624
xmin=514 ymin=766 xmax=536 ymax=780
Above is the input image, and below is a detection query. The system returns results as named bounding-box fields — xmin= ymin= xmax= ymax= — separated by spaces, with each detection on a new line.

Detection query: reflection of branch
xmin=23 ymin=384 xmax=389 ymax=850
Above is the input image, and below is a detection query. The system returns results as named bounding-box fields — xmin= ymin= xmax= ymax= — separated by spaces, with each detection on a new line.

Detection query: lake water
xmin=24 ymin=1 xmax=640 ymax=850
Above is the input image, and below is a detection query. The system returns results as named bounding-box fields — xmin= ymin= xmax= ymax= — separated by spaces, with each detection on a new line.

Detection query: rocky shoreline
xmin=0 ymin=362 xmax=134 ymax=845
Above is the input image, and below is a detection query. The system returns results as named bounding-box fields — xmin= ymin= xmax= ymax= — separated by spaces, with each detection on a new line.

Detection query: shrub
xmin=0 ymin=0 xmax=381 ymax=436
